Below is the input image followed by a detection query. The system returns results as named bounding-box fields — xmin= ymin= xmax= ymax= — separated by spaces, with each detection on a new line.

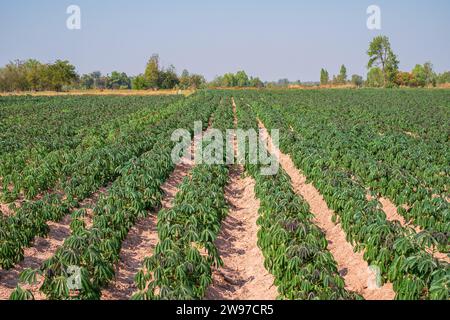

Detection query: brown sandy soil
xmin=205 ymin=166 xmax=278 ymax=300
xmin=206 ymin=98 xmax=277 ymax=300
xmin=77 ymin=185 xmax=111 ymax=228
xmin=0 ymin=215 xmax=72 ymax=300
xmin=0 ymin=181 xmax=113 ymax=300
xmin=258 ymin=120 xmax=396 ymax=300
xmin=0 ymin=202 xmax=16 ymax=216
xmin=101 ymin=128 xmax=205 ymax=300
xmin=376 ymin=197 xmax=450 ymax=263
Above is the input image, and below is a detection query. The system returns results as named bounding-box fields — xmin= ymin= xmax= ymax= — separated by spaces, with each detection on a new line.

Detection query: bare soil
xmin=206 ymin=98 xmax=277 ymax=300
xmin=0 ymin=215 xmax=72 ymax=300
xmin=377 ymin=197 xmax=450 ymax=263
xmin=0 ymin=183 xmax=110 ymax=300
xmin=205 ymin=166 xmax=278 ymax=300
xmin=101 ymin=131 xmax=203 ymax=300
xmin=258 ymin=120 xmax=396 ymax=300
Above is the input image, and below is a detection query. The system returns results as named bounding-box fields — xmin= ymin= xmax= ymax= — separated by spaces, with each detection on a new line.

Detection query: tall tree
xmin=144 ymin=54 xmax=160 ymax=89
xmin=24 ymin=59 xmax=43 ymax=91
xmin=179 ymin=69 xmax=191 ymax=89
xmin=367 ymin=36 xmax=399 ymax=87
xmin=320 ymin=68 xmax=329 ymax=85
xmin=411 ymin=64 xmax=427 ymax=87
xmin=235 ymin=71 xmax=250 ymax=87
xmin=423 ymin=62 xmax=436 ymax=87
xmin=159 ymin=65 xmax=179 ymax=89
xmin=338 ymin=65 xmax=348 ymax=84
xmin=189 ymin=74 xmax=206 ymax=89
xmin=42 ymin=60 xmax=78 ymax=91
xmin=132 ymin=75 xmax=149 ymax=90
xmin=107 ymin=71 xmax=131 ymax=89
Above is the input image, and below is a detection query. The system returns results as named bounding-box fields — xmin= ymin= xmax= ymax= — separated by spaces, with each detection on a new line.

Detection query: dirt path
xmin=258 ymin=120 xmax=396 ymax=300
xmin=0 ymin=215 xmax=72 ymax=300
xmin=206 ymin=98 xmax=278 ymax=300
xmin=206 ymin=166 xmax=278 ymax=300
xmin=0 ymin=184 xmax=109 ymax=300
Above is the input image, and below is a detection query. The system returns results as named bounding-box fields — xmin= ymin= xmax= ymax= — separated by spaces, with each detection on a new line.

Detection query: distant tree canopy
xmin=2 ymin=46 xmax=450 ymax=92
xmin=320 ymin=69 xmax=329 ymax=85
xmin=367 ymin=36 xmax=399 ymax=87
xmin=135 ymin=54 xmax=205 ymax=90
xmin=144 ymin=54 xmax=160 ymax=89
xmin=437 ymin=71 xmax=450 ymax=85
xmin=366 ymin=67 xmax=384 ymax=88
xmin=79 ymin=71 xmax=131 ymax=90
xmin=210 ymin=71 xmax=264 ymax=88
xmin=131 ymin=75 xmax=148 ymax=90
xmin=0 ymin=59 xmax=78 ymax=92
xmin=351 ymin=74 xmax=363 ymax=87
xmin=393 ymin=62 xmax=438 ymax=88
xmin=337 ymin=65 xmax=348 ymax=84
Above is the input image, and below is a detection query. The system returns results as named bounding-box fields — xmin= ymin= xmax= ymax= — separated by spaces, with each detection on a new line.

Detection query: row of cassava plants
xmin=244 ymin=90 xmax=449 ymax=240
xmin=0 ymin=95 xmax=211 ymax=270
xmin=0 ymin=95 xmax=181 ymax=201
xmin=240 ymin=91 xmax=449 ymax=300
xmin=8 ymin=93 xmax=220 ymax=300
xmin=132 ymin=96 xmax=234 ymax=300
xmin=234 ymin=96 xmax=363 ymax=300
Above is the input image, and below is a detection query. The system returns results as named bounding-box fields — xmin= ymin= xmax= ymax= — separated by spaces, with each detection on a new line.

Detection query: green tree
xmin=144 ymin=54 xmax=160 ymax=89
xmin=338 ymin=65 xmax=348 ymax=84
xmin=320 ymin=68 xmax=329 ymax=85
xmin=411 ymin=64 xmax=427 ymax=87
xmin=366 ymin=67 xmax=384 ymax=87
xmin=23 ymin=59 xmax=44 ymax=91
xmin=179 ymin=69 xmax=191 ymax=89
xmin=351 ymin=74 xmax=363 ymax=87
xmin=222 ymin=73 xmax=237 ymax=87
xmin=235 ymin=71 xmax=250 ymax=87
xmin=189 ymin=74 xmax=206 ymax=89
xmin=437 ymin=71 xmax=450 ymax=84
xmin=423 ymin=62 xmax=436 ymax=87
xmin=367 ymin=36 xmax=399 ymax=87
xmin=80 ymin=74 xmax=94 ymax=89
xmin=159 ymin=65 xmax=179 ymax=89
xmin=250 ymin=77 xmax=264 ymax=88
xmin=41 ymin=60 xmax=78 ymax=91
xmin=132 ymin=75 xmax=149 ymax=90
xmin=107 ymin=71 xmax=131 ymax=89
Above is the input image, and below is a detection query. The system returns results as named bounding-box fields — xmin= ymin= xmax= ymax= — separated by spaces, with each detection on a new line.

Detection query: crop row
xmin=0 ymin=94 xmax=211 ymax=271
xmin=243 ymin=91 xmax=449 ymax=300
xmin=132 ymin=95 xmax=234 ymax=300
xmin=0 ymin=96 xmax=180 ymax=202
xmin=250 ymin=90 xmax=449 ymax=238
xmin=10 ymin=93 xmax=219 ymax=300
xmin=234 ymin=97 xmax=362 ymax=300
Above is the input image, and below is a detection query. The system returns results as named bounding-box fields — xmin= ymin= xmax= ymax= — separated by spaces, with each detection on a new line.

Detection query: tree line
xmin=0 ymin=60 xmax=78 ymax=92
xmin=1 ymin=38 xmax=450 ymax=92
xmin=0 ymin=55 xmax=209 ymax=92
xmin=319 ymin=36 xmax=450 ymax=88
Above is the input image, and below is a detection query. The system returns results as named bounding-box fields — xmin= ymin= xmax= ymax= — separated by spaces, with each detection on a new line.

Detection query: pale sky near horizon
xmin=1 ymin=0 xmax=449 ymax=82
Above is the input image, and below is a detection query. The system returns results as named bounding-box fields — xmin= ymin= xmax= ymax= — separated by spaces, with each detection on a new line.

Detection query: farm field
xmin=0 ymin=89 xmax=449 ymax=300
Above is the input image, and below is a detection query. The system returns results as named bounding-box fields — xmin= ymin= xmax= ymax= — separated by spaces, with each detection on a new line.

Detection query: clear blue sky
xmin=1 ymin=0 xmax=449 ymax=81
